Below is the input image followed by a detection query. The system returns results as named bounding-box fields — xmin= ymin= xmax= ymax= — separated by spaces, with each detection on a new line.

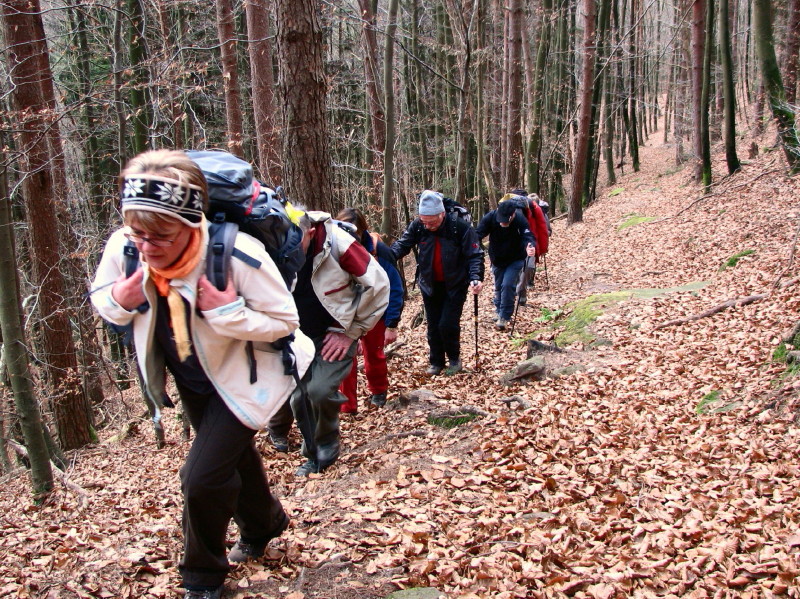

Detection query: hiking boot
xmin=446 ymin=360 xmax=462 ymax=375
xmin=295 ymin=459 xmax=321 ymax=477
xmin=268 ymin=432 xmax=289 ymax=453
xmin=496 ymin=318 xmax=508 ymax=330
xmin=228 ymin=511 xmax=290 ymax=563
xmin=184 ymin=586 xmax=223 ymax=599
xmin=369 ymin=392 xmax=387 ymax=407
xmin=425 ymin=364 xmax=444 ymax=375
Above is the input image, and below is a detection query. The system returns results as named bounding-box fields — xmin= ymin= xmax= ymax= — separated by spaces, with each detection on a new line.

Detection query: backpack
xmin=500 ymin=193 xmax=549 ymax=257
xmin=186 ymin=150 xmax=305 ymax=291
xmin=442 ymin=196 xmax=472 ymax=226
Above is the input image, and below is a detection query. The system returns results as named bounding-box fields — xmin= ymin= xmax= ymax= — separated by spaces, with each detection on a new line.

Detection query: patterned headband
xmin=120 ymin=174 xmax=205 ymax=227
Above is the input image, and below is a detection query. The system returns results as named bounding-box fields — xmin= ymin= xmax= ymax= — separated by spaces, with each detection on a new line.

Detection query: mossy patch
xmin=427 ymin=413 xmax=479 ymax=428
xmin=617 ymin=214 xmax=656 ymax=230
xmin=531 ymin=282 xmax=710 ymax=347
xmin=719 ymin=249 xmax=755 ymax=271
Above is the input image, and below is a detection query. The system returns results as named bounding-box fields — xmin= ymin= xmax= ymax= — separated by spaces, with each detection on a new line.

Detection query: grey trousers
xmin=268 ymin=333 xmax=357 ymax=454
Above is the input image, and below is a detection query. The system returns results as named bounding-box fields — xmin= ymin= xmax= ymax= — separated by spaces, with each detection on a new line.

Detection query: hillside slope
xmin=2 ymin=133 xmax=800 ymax=599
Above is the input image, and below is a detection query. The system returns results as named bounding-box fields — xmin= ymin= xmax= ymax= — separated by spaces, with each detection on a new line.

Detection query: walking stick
xmin=510 ymin=266 xmax=536 ymax=337
xmin=542 ymin=255 xmax=550 ymax=289
xmin=473 ymin=292 xmax=479 ymax=371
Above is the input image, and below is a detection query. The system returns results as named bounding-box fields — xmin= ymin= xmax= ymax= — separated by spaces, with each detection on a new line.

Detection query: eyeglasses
xmin=124 ymin=232 xmax=177 ymax=247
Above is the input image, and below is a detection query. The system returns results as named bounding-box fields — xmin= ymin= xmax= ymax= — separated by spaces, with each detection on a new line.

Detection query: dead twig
xmin=773 ymin=217 xmax=800 ymax=287
xmin=652 ymin=294 xmax=766 ymax=330
xmin=8 ymin=440 xmax=88 ymax=505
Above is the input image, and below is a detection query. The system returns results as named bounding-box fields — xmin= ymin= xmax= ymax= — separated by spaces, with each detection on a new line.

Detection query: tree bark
xmin=784 ymin=0 xmax=800 ymax=106
xmin=380 ymin=0 xmax=400 ymax=235
xmin=358 ymin=0 xmax=386 ymax=207
xmin=128 ymin=0 xmax=151 ymax=155
xmin=2 ymin=0 xmax=92 ymax=451
xmin=753 ymin=0 xmax=800 ymax=173
xmin=503 ymin=0 xmax=524 ymax=189
xmin=276 ymin=0 xmax=332 ymax=209
xmin=720 ymin=0 xmax=741 ymax=174
xmin=246 ymin=0 xmax=282 ymax=182
xmin=0 ymin=197 xmax=53 ymax=497
xmin=216 ymin=0 xmax=245 ymax=157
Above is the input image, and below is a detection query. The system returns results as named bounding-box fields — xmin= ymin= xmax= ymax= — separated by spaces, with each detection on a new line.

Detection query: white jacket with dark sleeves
xmin=91 ymin=225 xmax=314 ymax=430
xmin=306 ymin=212 xmax=390 ymax=340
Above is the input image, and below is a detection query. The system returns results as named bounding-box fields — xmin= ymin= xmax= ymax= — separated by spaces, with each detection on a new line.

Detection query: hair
xmin=291 ymin=203 xmax=312 ymax=233
xmin=335 ymin=207 xmax=368 ymax=239
xmin=120 ymin=149 xmax=208 ymax=228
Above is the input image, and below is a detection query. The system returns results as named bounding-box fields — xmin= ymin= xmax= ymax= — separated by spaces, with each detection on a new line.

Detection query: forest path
xmin=2 ymin=127 xmax=800 ymax=598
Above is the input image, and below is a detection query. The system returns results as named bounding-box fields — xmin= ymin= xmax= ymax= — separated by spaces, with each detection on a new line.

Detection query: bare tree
xmin=217 ymin=0 xmax=245 ymax=156
xmin=570 ymin=0 xmax=597 ymax=224
xmin=1 ymin=0 xmax=92 ymax=451
xmin=275 ymin=0 xmax=332 ymax=208
xmin=246 ymin=0 xmax=282 ymax=181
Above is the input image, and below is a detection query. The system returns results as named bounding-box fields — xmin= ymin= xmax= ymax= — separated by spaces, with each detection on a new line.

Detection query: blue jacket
xmin=361 ymin=231 xmax=404 ymax=328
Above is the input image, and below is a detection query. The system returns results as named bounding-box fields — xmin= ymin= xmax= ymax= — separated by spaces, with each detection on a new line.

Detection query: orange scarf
xmin=146 ymin=228 xmax=202 ymax=361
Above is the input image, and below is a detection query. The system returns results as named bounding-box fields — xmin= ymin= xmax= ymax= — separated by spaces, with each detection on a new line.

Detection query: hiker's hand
xmin=470 ymin=281 xmax=483 ymax=294
xmin=112 ymin=268 xmax=146 ymax=311
xmin=197 ymin=275 xmax=236 ymax=310
xmin=384 ymin=328 xmax=398 ymax=344
xmin=321 ymin=331 xmax=352 ymax=362
xmin=526 ymin=243 xmax=536 ymax=257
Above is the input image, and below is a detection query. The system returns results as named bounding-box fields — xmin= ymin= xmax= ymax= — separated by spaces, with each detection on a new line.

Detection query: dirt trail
xmin=2 ymin=131 xmax=800 ymax=598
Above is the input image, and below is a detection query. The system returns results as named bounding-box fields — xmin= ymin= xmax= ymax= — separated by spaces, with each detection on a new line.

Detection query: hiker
xmin=267 ymin=208 xmax=390 ymax=475
xmin=335 ymin=207 xmax=404 ymax=411
xmin=391 ymin=190 xmax=485 ymax=375
xmin=475 ymin=200 xmax=536 ymax=330
xmin=507 ymin=189 xmax=550 ymax=304
xmin=90 ymin=149 xmax=313 ymax=599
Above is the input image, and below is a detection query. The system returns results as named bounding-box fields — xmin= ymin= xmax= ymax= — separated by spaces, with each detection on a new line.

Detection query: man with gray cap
xmin=391 ymin=190 xmax=484 ymax=375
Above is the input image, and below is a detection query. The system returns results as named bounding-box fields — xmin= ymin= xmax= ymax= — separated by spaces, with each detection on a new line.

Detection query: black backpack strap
xmin=206 ymin=218 xmax=239 ymax=291
xmin=274 ymin=334 xmax=318 ymax=464
xmin=122 ymin=240 xmax=149 ymax=313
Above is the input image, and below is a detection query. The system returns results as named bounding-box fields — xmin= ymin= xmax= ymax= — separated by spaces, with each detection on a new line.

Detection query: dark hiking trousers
xmin=179 ymin=388 xmax=286 ymax=589
xmin=268 ymin=333 xmax=357 ymax=463
xmin=422 ymin=282 xmax=467 ymax=368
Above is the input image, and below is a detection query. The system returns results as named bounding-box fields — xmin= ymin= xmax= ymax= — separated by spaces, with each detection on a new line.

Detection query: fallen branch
xmin=773 ymin=216 xmax=800 ymax=287
xmin=653 ymin=294 xmax=766 ymax=330
xmin=8 ymin=440 xmax=88 ymax=504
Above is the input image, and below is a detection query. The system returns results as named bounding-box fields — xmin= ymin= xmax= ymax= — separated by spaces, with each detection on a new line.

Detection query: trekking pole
xmin=473 ymin=290 xmax=479 ymax=371
xmin=542 ymin=255 xmax=550 ymax=289
xmin=509 ymin=292 xmax=521 ymax=337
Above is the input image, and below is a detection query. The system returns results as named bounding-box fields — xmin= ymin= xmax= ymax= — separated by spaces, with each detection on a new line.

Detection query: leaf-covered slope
xmin=2 ymin=137 xmax=800 ymax=598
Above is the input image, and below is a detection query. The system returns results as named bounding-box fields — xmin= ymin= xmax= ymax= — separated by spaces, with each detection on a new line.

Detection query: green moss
xmin=720 ymin=249 xmax=755 ymax=271
xmin=427 ymin=413 xmax=479 ymax=429
xmin=617 ymin=214 xmax=656 ymax=230
xmin=609 ymin=187 xmax=625 ymax=196
xmin=696 ymin=390 xmax=721 ymax=414
xmin=774 ymin=342 xmax=789 ymax=363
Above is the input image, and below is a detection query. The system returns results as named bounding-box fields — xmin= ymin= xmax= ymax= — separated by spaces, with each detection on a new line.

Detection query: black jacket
xmin=391 ymin=214 xmax=484 ymax=297
xmin=475 ymin=209 xmax=535 ymax=268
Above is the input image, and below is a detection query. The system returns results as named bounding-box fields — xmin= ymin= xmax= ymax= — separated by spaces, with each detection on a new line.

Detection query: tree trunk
xmin=570 ymin=0 xmax=597 ymax=224
xmin=358 ymin=0 xmax=386 ymax=207
xmin=700 ymin=0 xmax=714 ymax=190
xmin=128 ymin=0 xmax=151 ymax=155
xmin=381 ymin=0 xmax=400 ymax=235
xmin=753 ymin=0 xmax=800 ymax=173
xmin=527 ymin=0 xmax=554 ymax=194
xmin=276 ymin=0 xmax=333 ymax=209
xmin=217 ymin=0 xmax=245 ymax=157
xmin=691 ymin=0 xmax=706 ymax=181
xmin=503 ymin=0 xmax=524 ymax=189
xmin=246 ymin=0 xmax=282 ymax=182
xmin=0 ymin=196 xmax=53 ymax=497
xmin=720 ymin=0 xmax=741 ymax=174
xmin=784 ymin=0 xmax=800 ymax=106
xmin=2 ymin=0 xmax=92 ymax=451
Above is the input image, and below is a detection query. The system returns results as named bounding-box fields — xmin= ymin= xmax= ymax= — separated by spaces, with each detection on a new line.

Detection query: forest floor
xmin=3 ymin=124 xmax=800 ymax=599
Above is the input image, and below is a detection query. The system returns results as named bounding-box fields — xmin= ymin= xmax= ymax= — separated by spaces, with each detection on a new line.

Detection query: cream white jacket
xmin=91 ymin=225 xmax=314 ymax=430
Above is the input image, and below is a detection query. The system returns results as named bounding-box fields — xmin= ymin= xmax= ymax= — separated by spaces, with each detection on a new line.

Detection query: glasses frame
xmin=123 ymin=232 xmax=177 ymax=248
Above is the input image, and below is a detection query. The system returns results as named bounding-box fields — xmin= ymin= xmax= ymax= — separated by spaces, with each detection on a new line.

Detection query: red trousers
xmin=339 ymin=319 xmax=388 ymax=412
